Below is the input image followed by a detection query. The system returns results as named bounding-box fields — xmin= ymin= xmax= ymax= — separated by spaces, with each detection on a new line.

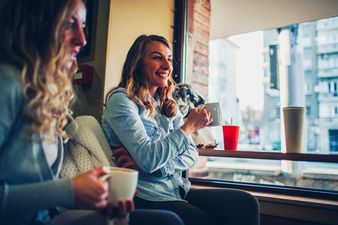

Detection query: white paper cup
xmin=283 ymin=106 xmax=305 ymax=153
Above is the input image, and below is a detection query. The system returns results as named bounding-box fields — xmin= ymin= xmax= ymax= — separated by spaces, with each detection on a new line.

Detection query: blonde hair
xmin=105 ymin=35 xmax=177 ymax=117
xmin=0 ymin=0 xmax=76 ymax=139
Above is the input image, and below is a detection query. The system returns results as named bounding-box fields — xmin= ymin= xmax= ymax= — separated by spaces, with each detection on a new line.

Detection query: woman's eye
xmin=65 ymin=21 xmax=76 ymax=30
xmin=153 ymin=55 xmax=162 ymax=60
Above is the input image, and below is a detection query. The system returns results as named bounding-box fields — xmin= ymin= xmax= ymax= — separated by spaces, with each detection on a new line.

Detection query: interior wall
xmin=72 ymin=0 xmax=110 ymax=120
xmin=104 ymin=0 xmax=175 ymax=95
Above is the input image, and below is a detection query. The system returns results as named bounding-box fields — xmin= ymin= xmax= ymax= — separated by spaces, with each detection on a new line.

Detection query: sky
xmin=228 ymin=31 xmax=264 ymax=111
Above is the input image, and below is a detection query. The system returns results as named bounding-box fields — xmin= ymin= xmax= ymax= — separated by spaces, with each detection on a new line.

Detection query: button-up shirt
xmin=101 ymin=88 xmax=198 ymax=201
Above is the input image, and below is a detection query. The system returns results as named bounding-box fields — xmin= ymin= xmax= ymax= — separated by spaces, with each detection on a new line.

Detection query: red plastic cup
xmin=222 ymin=125 xmax=240 ymax=151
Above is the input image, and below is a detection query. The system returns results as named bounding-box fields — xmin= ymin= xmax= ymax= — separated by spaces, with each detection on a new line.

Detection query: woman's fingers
xmin=118 ymin=200 xmax=127 ymax=217
xmin=117 ymin=199 xmax=135 ymax=217
xmin=161 ymin=86 xmax=168 ymax=101
xmin=114 ymin=146 xmax=129 ymax=155
xmin=72 ymin=169 xmax=110 ymax=209
xmin=126 ymin=199 xmax=135 ymax=212
xmin=206 ymin=110 xmax=213 ymax=125
xmin=116 ymin=154 xmax=132 ymax=166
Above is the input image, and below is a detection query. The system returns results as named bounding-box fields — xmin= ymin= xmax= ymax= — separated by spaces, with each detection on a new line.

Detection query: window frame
xmin=173 ymin=0 xmax=338 ymax=200
xmin=194 ymin=148 xmax=338 ymax=200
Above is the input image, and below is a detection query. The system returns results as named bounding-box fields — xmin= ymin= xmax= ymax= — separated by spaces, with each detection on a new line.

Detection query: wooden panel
xmin=261 ymin=215 xmax=326 ymax=225
xmin=192 ymin=184 xmax=338 ymax=225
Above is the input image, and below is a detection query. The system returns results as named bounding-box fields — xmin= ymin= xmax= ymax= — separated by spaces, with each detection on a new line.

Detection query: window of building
xmin=301 ymin=36 xmax=312 ymax=47
xmin=303 ymin=57 xmax=312 ymax=70
xmin=329 ymin=130 xmax=338 ymax=152
xmin=306 ymin=105 xmax=312 ymax=116
xmin=328 ymin=82 xmax=332 ymax=93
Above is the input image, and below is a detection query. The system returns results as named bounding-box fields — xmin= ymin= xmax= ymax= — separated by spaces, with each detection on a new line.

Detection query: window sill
xmin=199 ymin=148 xmax=338 ymax=163
xmin=206 ymin=160 xmax=282 ymax=176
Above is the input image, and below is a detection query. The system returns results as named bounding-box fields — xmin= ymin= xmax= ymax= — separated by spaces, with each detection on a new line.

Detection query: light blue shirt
xmin=101 ymin=88 xmax=198 ymax=201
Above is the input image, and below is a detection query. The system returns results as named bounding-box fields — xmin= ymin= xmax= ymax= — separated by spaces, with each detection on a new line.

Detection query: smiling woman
xmin=0 ymin=1 xmax=185 ymax=225
xmin=101 ymin=34 xmax=259 ymax=225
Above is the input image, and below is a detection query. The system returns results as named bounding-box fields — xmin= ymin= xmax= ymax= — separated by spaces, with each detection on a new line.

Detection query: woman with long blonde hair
xmin=0 ymin=1 xmax=184 ymax=225
xmin=102 ymin=34 xmax=260 ymax=225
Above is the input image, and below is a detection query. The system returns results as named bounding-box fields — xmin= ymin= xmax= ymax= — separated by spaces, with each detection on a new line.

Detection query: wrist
xmin=181 ymin=123 xmax=193 ymax=135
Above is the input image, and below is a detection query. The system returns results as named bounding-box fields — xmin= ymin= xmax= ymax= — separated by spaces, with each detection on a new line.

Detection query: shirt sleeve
xmin=0 ymin=178 xmax=74 ymax=221
xmin=0 ymin=68 xmax=74 ymax=221
xmin=0 ymin=70 xmax=23 ymax=149
xmin=159 ymin=111 xmax=199 ymax=176
xmin=103 ymin=92 xmax=193 ymax=173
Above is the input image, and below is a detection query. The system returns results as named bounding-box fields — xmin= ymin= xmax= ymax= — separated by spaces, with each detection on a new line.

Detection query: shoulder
xmin=106 ymin=87 xmax=129 ymax=103
xmin=0 ymin=64 xmax=26 ymax=147
xmin=0 ymin=64 xmax=24 ymax=105
xmin=106 ymin=87 xmax=141 ymax=108
xmin=0 ymin=64 xmax=22 ymax=90
xmin=104 ymin=88 xmax=140 ymax=114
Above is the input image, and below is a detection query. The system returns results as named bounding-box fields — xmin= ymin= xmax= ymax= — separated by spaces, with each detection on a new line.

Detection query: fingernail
xmin=102 ymin=166 xmax=110 ymax=173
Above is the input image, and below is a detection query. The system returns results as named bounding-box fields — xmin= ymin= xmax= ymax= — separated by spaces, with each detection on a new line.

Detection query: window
xmin=329 ymin=130 xmax=338 ymax=152
xmin=303 ymin=57 xmax=312 ymax=70
xmin=181 ymin=1 xmax=338 ymax=194
xmin=328 ymin=82 xmax=332 ymax=93
xmin=301 ymin=36 xmax=311 ymax=47
xmin=306 ymin=105 xmax=312 ymax=116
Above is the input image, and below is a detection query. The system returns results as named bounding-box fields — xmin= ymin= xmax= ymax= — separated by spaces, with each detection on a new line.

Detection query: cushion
xmin=60 ymin=115 xmax=115 ymax=178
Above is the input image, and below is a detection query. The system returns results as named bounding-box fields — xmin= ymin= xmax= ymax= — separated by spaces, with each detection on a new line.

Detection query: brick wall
xmin=187 ymin=0 xmax=211 ymax=99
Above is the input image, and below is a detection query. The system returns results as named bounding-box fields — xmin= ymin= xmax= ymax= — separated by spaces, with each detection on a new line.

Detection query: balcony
xmin=318 ymin=93 xmax=338 ymax=101
xmin=317 ymin=43 xmax=338 ymax=54
xmin=318 ymin=67 xmax=338 ymax=78
xmin=317 ymin=18 xmax=338 ymax=30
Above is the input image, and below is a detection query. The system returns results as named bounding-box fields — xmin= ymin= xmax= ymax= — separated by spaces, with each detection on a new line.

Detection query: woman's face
xmin=63 ymin=0 xmax=87 ymax=66
xmin=142 ymin=41 xmax=172 ymax=95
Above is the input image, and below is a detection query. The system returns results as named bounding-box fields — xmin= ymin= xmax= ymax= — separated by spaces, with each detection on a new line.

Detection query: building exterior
xmin=315 ymin=17 xmax=338 ymax=152
xmin=261 ymin=16 xmax=338 ymax=152
xmin=208 ymin=39 xmax=241 ymax=145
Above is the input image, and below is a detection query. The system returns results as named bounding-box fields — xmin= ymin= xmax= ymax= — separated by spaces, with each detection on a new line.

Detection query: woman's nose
xmin=162 ymin=58 xmax=172 ymax=69
xmin=74 ymin=28 xmax=87 ymax=47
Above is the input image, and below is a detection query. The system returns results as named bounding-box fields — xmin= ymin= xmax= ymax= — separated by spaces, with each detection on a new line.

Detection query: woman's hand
xmin=181 ymin=107 xmax=213 ymax=135
xmin=72 ymin=167 xmax=109 ymax=209
xmin=100 ymin=199 xmax=135 ymax=219
xmin=113 ymin=145 xmax=143 ymax=172
xmin=160 ymin=86 xmax=177 ymax=118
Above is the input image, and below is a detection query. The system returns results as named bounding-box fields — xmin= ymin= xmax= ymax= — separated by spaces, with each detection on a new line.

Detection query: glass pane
xmin=185 ymin=1 xmax=338 ymax=192
xmin=186 ymin=16 xmax=338 ymax=152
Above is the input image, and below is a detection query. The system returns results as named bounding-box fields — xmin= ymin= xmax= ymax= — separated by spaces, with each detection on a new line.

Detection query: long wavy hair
xmin=0 ymin=0 xmax=77 ymax=139
xmin=105 ymin=34 xmax=177 ymax=117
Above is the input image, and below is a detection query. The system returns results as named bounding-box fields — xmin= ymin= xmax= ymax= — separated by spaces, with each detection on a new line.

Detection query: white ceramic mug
xmin=203 ymin=102 xmax=222 ymax=126
xmin=101 ymin=167 xmax=138 ymax=206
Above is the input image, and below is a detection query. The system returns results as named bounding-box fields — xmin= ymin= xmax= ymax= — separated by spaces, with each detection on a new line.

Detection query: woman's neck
xmin=149 ymin=87 xmax=158 ymax=97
